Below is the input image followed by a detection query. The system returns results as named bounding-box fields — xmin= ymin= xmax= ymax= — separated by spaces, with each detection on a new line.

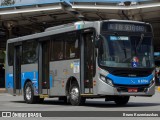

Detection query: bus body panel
xmin=21 ymin=64 xmax=39 ymax=95
xmin=6 ymin=66 xmax=14 ymax=94
xmin=49 ymin=59 xmax=80 ymax=96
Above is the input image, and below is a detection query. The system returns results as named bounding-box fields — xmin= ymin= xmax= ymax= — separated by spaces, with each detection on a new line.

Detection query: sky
xmin=0 ymin=0 xmax=151 ymax=6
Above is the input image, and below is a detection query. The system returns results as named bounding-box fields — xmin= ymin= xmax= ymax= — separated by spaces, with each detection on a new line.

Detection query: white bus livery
xmin=6 ymin=20 xmax=155 ymax=105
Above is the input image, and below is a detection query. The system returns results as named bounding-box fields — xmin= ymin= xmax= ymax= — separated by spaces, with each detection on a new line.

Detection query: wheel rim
xmin=70 ymin=86 xmax=79 ymax=101
xmin=26 ymin=86 xmax=32 ymax=100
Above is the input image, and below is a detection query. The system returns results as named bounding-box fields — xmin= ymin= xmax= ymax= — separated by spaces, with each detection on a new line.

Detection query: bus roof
xmin=108 ymin=19 xmax=147 ymax=24
xmin=7 ymin=20 xmax=95 ymax=43
xmin=45 ymin=21 xmax=93 ymax=31
xmin=7 ymin=19 xmax=149 ymax=44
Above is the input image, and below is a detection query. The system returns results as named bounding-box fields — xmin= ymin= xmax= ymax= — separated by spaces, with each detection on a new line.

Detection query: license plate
xmin=128 ymin=88 xmax=138 ymax=92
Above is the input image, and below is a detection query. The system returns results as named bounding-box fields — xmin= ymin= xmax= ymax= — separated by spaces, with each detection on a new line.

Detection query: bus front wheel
xmin=69 ymin=83 xmax=85 ymax=106
xmin=114 ymin=96 xmax=130 ymax=105
xmin=24 ymin=82 xmax=37 ymax=104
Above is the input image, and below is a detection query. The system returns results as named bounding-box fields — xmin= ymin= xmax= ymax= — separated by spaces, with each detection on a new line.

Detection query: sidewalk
xmin=0 ymin=88 xmax=6 ymax=93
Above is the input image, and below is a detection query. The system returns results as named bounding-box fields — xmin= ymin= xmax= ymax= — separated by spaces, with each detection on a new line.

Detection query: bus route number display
xmin=107 ymin=23 xmax=147 ymax=32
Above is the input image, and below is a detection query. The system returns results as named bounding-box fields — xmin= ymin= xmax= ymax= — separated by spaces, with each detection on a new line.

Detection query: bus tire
xmin=24 ymin=82 xmax=37 ymax=104
xmin=69 ymin=83 xmax=85 ymax=106
xmin=114 ymin=96 xmax=130 ymax=105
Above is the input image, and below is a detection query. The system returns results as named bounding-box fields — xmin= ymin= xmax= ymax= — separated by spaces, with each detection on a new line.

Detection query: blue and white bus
xmin=5 ymin=20 xmax=155 ymax=105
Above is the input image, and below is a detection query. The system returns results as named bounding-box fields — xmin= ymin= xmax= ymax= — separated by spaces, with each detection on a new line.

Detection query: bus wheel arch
xmin=66 ymin=77 xmax=85 ymax=106
xmin=65 ymin=76 xmax=79 ymax=96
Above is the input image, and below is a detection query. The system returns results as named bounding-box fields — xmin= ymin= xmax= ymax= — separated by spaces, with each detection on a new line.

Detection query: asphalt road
xmin=0 ymin=91 xmax=160 ymax=111
xmin=0 ymin=91 xmax=160 ymax=119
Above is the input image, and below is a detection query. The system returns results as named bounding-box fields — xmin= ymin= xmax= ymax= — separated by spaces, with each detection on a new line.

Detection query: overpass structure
xmin=0 ymin=0 xmax=160 ymax=52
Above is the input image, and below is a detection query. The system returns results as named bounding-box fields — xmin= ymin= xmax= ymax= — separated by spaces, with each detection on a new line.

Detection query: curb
xmin=0 ymin=88 xmax=6 ymax=93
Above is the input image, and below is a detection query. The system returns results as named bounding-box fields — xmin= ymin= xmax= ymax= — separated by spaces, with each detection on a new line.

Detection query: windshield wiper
xmin=136 ymin=33 xmax=144 ymax=51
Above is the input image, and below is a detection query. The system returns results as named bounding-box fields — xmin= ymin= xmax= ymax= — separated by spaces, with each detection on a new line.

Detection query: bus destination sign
xmin=102 ymin=22 xmax=151 ymax=32
xmin=108 ymin=23 xmax=145 ymax=32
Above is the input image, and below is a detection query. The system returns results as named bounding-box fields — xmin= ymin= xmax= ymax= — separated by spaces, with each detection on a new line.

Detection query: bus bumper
xmin=97 ymin=78 xmax=155 ymax=96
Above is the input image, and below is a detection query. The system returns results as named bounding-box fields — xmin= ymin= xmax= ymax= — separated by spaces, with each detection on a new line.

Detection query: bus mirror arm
xmin=95 ymin=39 xmax=99 ymax=48
xmin=95 ymin=35 xmax=102 ymax=48
xmin=95 ymin=48 xmax=98 ymax=57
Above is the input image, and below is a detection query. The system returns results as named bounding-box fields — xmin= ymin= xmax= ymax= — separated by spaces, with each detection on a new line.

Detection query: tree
xmin=1 ymin=0 xmax=15 ymax=6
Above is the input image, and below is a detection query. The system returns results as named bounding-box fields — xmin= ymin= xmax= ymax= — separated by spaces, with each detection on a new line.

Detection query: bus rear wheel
xmin=69 ymin=83 xmax=85 ymax=106
xmin=114 ymin=96 xmax=130 ymax=105
xmin=24 ymin=82 xmax=37 ymax=104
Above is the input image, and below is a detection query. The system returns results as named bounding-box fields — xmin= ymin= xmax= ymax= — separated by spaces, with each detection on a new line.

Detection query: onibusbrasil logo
xmin=1 ymin=112 xmax=42 ymax=118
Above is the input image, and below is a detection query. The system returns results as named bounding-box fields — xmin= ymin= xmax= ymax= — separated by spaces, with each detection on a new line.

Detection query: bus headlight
xmin=149 ymin=77 xmax=155 ymax=87
xmin=100 ymin=74 xmax=106 ymax=82
xmin=106 ymin=78 xmax=114 ymax=86
xmin=100 ymin=74 xmax=114 ymax=86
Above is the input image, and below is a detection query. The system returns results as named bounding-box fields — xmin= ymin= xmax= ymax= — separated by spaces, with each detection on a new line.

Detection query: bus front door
xmin=39 ymin=41 xmax=50 ymax=95
xmin=13 ymin=45 xmax=22 ymax=95
xmin=81 ymin=31 xmax=95 ymax=94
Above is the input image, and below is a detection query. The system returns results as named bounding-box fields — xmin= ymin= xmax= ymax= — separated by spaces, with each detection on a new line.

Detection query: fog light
xmin=100 ymin=74 xmax=114 ymax=86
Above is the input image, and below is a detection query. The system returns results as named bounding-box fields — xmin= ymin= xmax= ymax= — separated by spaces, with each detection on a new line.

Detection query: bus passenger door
xmin=39 ymin=41 xmax=50 ymax=95
xmin=13 ymin=45 xmax=22 ymax=95
xmin=81 ymin=30 xmax=95 ymax=94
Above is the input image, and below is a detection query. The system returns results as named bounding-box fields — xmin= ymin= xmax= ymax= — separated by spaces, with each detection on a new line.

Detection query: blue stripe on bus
xmin=21 ymin=71 xmax=39 ymax=89
xmin=6 ymin=71 xmax=53 ymax=89
xmin=50 ymin=75 xmax=53 ymax=88
xmin=6 ymin=73 xmax=14 ymax=89
xmin=107 ymin=74 xmax=153 ymax=85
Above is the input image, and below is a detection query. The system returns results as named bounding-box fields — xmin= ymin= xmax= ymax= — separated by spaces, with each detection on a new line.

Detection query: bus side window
xmin=65 ymin=32 xmax=80 ymax=59
xmin=8 ymin=43 xmax=14 ymax=66
xmin=22 ymin=40 xmax=38 ymax=64
xmin=50 ymin=35 xmax=64 ymax=61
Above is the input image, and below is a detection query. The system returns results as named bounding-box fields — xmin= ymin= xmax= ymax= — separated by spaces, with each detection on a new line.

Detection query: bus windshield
xmin=99 ymin=34 xmax=154 ymax=68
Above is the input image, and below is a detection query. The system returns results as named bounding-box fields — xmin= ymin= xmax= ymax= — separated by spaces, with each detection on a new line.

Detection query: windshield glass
xmin=99 ymin=34 xmax=154 ymax=68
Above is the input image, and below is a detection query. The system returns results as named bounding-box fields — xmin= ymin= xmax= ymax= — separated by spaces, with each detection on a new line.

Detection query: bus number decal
xmin=138 ymin=79 xmax=148 ymax=84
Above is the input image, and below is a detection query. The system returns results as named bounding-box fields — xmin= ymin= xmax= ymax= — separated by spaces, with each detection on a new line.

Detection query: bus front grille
xmin=111 ymin=70 xmax=152 ymax=77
